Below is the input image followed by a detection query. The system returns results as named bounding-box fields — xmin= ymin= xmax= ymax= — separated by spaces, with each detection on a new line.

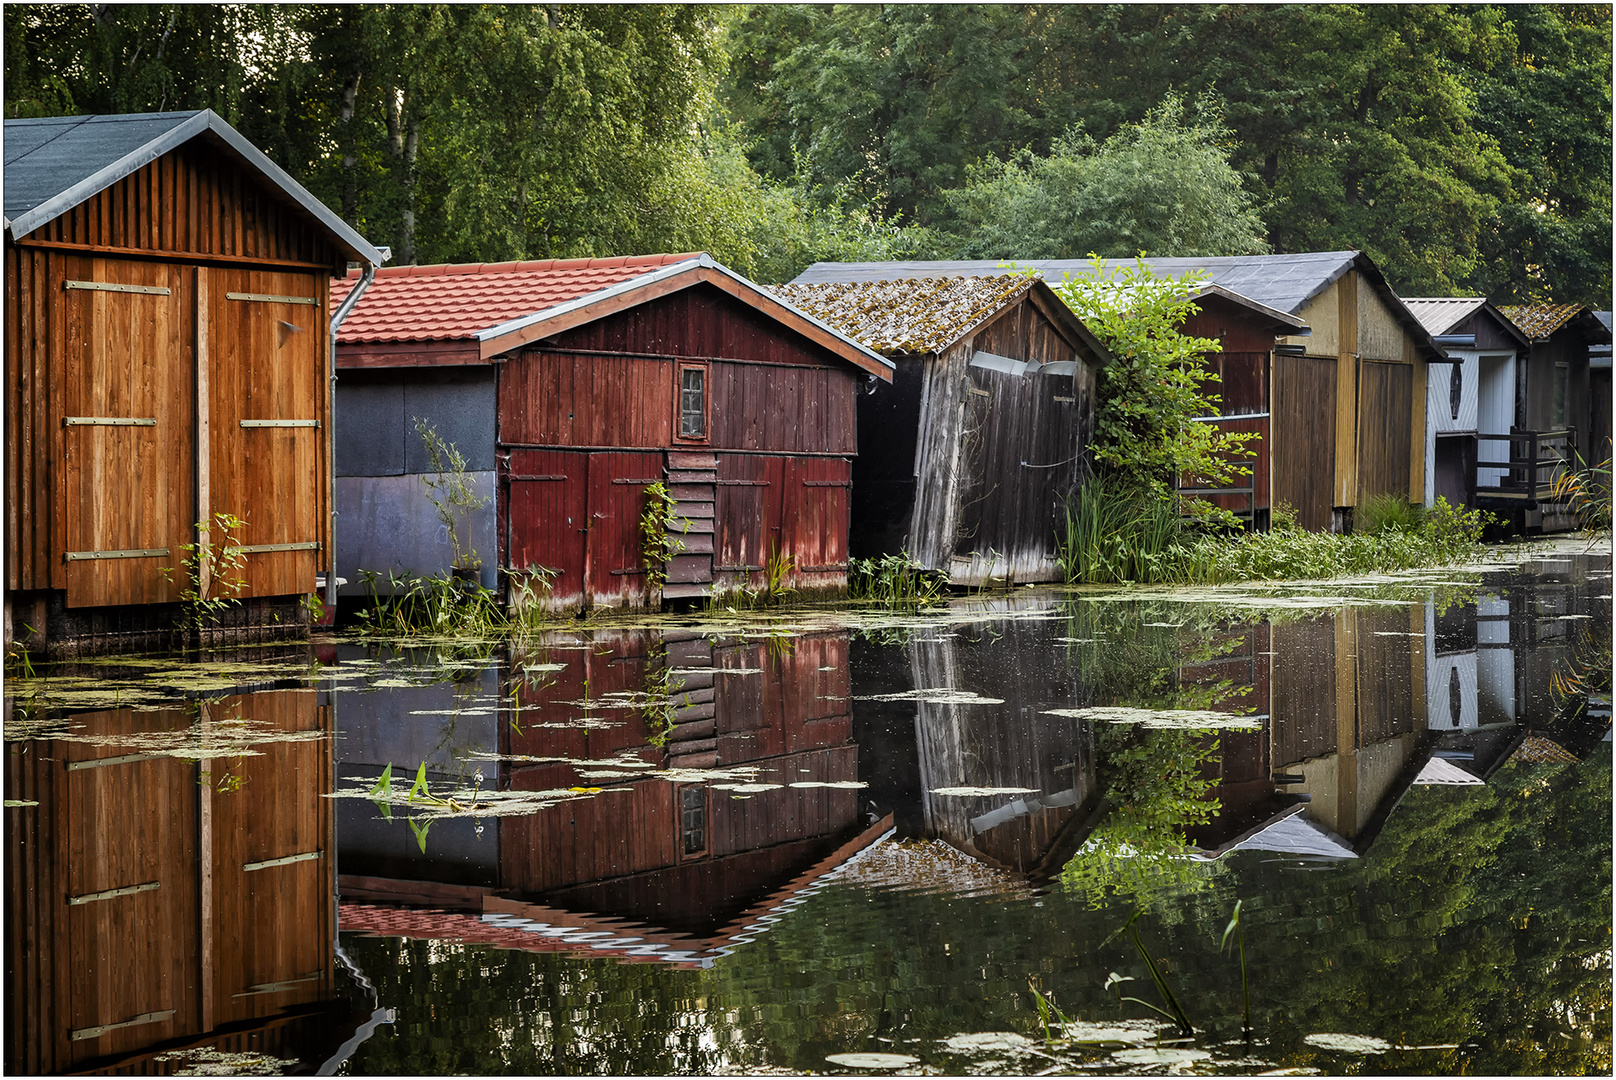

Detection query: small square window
xmin=680 ymin=785 xmax=706 ymax=856
xmin=679 ymin=367 xmax=706 ymax=440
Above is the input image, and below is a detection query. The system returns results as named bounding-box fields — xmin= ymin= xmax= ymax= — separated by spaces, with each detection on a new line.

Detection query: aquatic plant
xmin=1221 ymin=900 xmax=1250 ymax=1035
xmin=413 ymin=418 xmax=490 ymax=571
xmin=847 ymin=551 xmax=945 ymax=605
xmin=1549 ymin=449 xmax=1613 ymax=536
xmin=1103 ymin=910 xmax=1194 ymax=1036
xmin=356 ymin=568 xmax=506 ymax=638
xmin=161 ymin=511 xmax=250 ymax=629
xmin=639 ymin=481 xmax=686 ymax=591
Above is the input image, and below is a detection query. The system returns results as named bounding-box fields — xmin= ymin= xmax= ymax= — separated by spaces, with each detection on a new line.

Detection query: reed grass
xmin=847 ymin=552 xmax=946 ymax=605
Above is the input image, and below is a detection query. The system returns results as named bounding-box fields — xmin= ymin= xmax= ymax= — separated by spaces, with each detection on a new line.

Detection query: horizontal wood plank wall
xmin=23 ymin=144 xmax=331 ymax=266
xmin=1356 ymin=360 xmax=1414 ymax=503
xmin=1272 ymin=353 xmax=1338 ymax=531
xmin=541 ymin=284 xmax=851 ymax=367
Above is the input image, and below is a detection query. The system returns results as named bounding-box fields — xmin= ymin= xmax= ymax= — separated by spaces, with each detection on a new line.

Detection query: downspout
xmin=326 ymin=260 xmax=379 ymax=616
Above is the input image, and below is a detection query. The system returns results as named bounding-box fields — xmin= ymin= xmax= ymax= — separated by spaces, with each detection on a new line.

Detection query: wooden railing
xmin=1473 ymin=428 xmax=1575 ymax=509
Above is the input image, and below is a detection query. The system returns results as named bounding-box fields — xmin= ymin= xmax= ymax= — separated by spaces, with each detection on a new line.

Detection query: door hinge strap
xmin=226 ymin=292 xmax=317 ymax=305
xmin=243 ymin=849 xmax=322 ymax=872
xmin=240 ymin=419 xmax=319 ymax=428
xmin=64 ymin=281 xmax=171 ymax=295
xmin=67 ymin=753 xmax=160 ymax=771
xmin=236 ymin=542 xmax=320 ymax=554
xmin=611 ymin=477 xmax=665 ymax=485
xmin=65 ymin=548 xmax=169 ymax=562
xmin=64 ymin=417 xmax=156 ymax=427
xmin=71 ymin=1010 xmax=175 ymax=1041
xmin=68 ymin=881 xmax=160 ymax=905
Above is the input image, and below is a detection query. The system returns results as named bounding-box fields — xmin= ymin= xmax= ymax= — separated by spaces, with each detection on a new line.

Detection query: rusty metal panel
xmin=1357 ymin=360 xmax=1414 ymax=502
xmin=1272 ymin=353 xmax=1337 ymax=530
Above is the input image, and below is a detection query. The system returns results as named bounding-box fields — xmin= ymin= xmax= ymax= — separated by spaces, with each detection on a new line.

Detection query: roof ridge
xmin=366 ymin=252 xmax=706 ymax=280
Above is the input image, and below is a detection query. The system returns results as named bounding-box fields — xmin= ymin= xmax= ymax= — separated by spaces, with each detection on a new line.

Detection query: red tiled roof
xmin=331 ymin=253 xmax=703 ymax=345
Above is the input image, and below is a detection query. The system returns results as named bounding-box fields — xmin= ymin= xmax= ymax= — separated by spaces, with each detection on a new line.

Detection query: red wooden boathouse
xmin=332 ymin=253 xmax=891 ymax=610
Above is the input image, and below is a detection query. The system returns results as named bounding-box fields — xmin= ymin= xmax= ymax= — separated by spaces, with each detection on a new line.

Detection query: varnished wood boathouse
xmin=3 ymin=111 xmax=384 ymax=656
xmin=331 ymin=253 xmax=891 ymax=611
xmin=796 ymin=253 xmax=1445 ymax=534
xmin=773 ymin=275 xmax=1108 ymax=585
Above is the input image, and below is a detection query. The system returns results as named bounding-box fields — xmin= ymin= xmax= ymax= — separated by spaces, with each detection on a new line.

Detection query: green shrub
xmin=1357 ymin=492 xmax=1426 ymax=534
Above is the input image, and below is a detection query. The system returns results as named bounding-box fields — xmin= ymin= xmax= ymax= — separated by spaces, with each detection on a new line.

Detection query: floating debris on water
xmin=1043 ymin=706 xmax=1263 ymax=730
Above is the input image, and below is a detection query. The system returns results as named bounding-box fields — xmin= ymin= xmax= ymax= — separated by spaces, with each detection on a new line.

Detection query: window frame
xmin=674 ymin=361 xmax=710 ymax=444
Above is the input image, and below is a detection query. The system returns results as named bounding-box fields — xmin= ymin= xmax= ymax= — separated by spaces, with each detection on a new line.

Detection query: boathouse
xmin=1400 ymin=298 xmax=1530 ymax=510
xmin=331 ymin=254 xmax=890 ymax=611
xmin=795 ymin=253 xmax=1445 ymax=533
xmin=1496 ymin=303 xmax=1611 ymax=530
xmin=3 ymin=110 xmax=385 ymax=656
xmin=772 ymin=274 xmax=1108 ymax=585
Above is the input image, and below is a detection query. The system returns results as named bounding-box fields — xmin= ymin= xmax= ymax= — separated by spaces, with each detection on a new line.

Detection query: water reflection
xmin=3 ymin=552 xmax=1609 ymax=1074
xmin=3 ymin=681 xmax=380 ymax=1074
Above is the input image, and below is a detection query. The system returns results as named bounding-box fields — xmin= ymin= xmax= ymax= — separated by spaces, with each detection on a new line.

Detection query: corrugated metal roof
xmin=331 ymin=254 xmax=700 ymax=343
xmin=1499 ymin=302 xmax=1589 ymax=340
xmin=771 ymin=275 xmax=1041 ymax=355
xmin=1400 ymin=298 xmax=1489 ymax=336
xmin=791 ymin=252 xmax=1363 ymax=316
xmin=3 ymin=110 xmax=382 ymax=265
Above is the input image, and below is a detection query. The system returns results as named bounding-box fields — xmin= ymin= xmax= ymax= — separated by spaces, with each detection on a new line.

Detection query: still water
xmin=5 ymin=548 xmax=1610 ymax=1075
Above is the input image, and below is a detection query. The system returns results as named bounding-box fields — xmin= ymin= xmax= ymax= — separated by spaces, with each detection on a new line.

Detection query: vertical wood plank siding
xmin=906 ymin=296 xmax=1095 ymax=584
xmin=1356 ymin=361 xmax=1414 ymax=503
xmin=4 ymin=144 xmax=340 ymax=614
xmin=1272 ymin=353 xmax=1338 ymax=531
xmin=1270 ymin=614 xmax=1339 ymax=765
xmin=2 ymin=692 xmax=332 ymax=1073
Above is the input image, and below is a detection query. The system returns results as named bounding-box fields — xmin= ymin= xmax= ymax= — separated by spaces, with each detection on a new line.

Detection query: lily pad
xmin=1302 ymin=1033 xmax=1392 ymax=1053
xmin=824 ymin=1052 xmax=919 ymax=1069
xmin=940 ymin=1032 xmax=1035 ymax=1055
xmin=931 ymin=786 xmax=1038 ymax=797
xmin=790 ymin=781 xmax=868 ymax=789
xmin=1058 ymin=1020 xmax=1167 ymax=1046
xmin=1043 ymin=706 xmax=1262 ymax=730
xmin=1111 ymin=1047 xmax=1211 ymax=1066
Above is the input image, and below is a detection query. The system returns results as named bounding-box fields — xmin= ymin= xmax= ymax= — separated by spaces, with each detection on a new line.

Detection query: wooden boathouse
xmin=3 ymin=110 xmax=384 ymax=656
xmin=1400 ymin=299 xmax=1530 ymax=511
xmin=330 ymin=253 xmax=891 ymax=611
xmin=796 ymin=253 xmax=1445 ymax=533
xmin=772 ymin=274 xmax=1108 ymax=585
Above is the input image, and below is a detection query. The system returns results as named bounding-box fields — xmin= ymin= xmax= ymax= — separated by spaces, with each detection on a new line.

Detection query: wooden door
xmin=206 ymin=269 xmax=325 ymax=598
xmin=1271 ymin=353 xmax=1337 ymax=530
xmin=505 ymin=449 xmax=588 ymax=609
xmin=1356 ymin=360 xmax=1414 ymax=503
xmin=58 ymin=259 xmax=190 ymax=607
xmin=586 ymin=452 xmax=664 ymax=608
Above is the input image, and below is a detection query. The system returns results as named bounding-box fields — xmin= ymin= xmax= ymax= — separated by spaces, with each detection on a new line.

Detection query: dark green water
xmin=6 ymin=551 xmax=1610 ymax=1075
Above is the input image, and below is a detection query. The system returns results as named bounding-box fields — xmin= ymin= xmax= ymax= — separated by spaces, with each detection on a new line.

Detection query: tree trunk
xmin=400 ymin=116 xmax=420 ymax=265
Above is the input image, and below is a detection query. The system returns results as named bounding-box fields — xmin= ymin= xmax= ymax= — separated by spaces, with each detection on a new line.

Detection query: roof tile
xmin=332 ymin=253 xmax=703 ymax=343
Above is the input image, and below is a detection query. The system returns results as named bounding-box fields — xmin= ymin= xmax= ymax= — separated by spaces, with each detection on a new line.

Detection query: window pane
xmin=679 ymin=368 xmax=705 ymax=439
xmin=681 ymin=785 xmax=706 ymax=854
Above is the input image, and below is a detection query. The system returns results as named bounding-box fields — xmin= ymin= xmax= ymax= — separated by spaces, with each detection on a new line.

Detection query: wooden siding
xmin=1272 ymin=353 xmax=1337 ymax=531
xmin=3 ymin=691 xmax=334 ymax=1074
xmin=539 ymin=283 xmax=855 ymax=368
xmin=497 ymin=631 xmax=858 ymax=896
xmin=18 ymin=142 xmax=337 ymax=268
xmin=1357 ymin=360 xmax=1414 ymax=502
xmin=6 ymin=143 xmax=342 ymax=623
xmin=906 ymin=296 xmax=1096 ymax=584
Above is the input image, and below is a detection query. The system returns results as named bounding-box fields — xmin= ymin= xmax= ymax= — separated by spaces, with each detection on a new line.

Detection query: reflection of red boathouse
xmin=341 ymin=630 xmax=878 ymax=952
xmin=4 ymin=690 xmax=371 ymax=1074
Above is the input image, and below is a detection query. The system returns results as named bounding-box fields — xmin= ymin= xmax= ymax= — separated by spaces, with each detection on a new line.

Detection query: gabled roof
xmin=1401 ymin=297 xmax=1530 ymax=349
xmin=1498 ymin=302 xmax=1613 ymax=344
xmin=333 ymin=252 xmax=893 ymax=379
xmin=4 ymin=110 xmax=382 ymax=266
xmin=771 ymin=275 xmax=1110 ymax=365
xmin=794 ymin=251 xmax=1439 ymax=361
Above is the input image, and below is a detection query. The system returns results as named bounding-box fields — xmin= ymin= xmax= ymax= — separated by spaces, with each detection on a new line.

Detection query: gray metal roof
xmin=1400 ymin=298 xmax=1489 ymax=336
xmin=792 ymin=252 xmax=1364 ymax=316
xmin=4 ymin=110 xmax=383 ymax=266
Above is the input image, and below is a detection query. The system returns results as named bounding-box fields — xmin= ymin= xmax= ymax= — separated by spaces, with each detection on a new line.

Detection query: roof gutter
xmin=325 ymin=254 xmax=384 ymax=615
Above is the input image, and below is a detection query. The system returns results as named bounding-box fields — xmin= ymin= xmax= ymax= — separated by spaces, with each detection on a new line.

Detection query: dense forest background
xmin=5 ymin=4 xmax=1610 ymax=304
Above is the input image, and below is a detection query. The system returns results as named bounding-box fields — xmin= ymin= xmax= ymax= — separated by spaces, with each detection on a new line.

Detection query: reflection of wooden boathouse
xmin=2 ymin=692 xmax=366 ymax=1073
xmin=3 ymin=110 xmax=384 ymax=657
xmin=773 ymin=275 xmax=1108 ymax=584
xmin=797 ymin=253 xmax=1445 ymax=534
xmin=337 ymin=630 xmax=876 ymax=943
xmin=331 ymin=255 xmax=891 ymax=610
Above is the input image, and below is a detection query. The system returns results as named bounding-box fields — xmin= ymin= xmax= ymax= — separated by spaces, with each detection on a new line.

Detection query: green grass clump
xmin=1058 ymin=484 xmax=1491 ymax=586
xmin=848 ymin=552 xmax=946 ymax=605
